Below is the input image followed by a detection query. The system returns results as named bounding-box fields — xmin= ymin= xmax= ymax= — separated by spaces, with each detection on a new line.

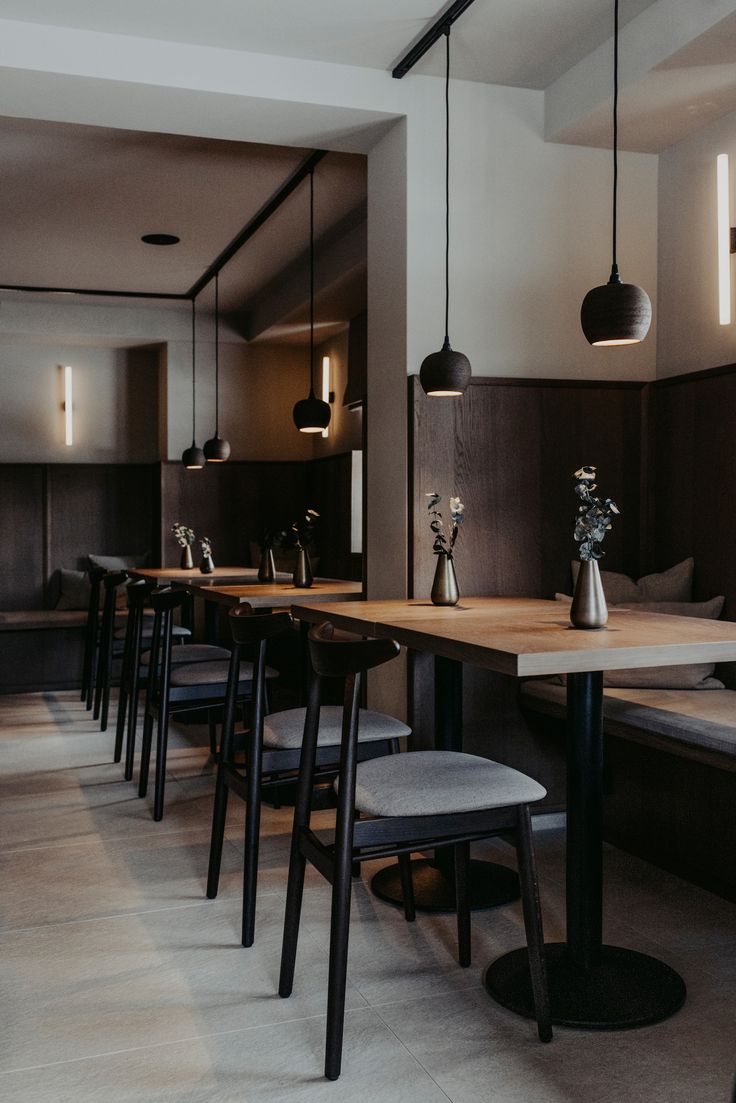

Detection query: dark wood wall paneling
xmin=649 ymin=363 xmax=736 ymax=686
xmin=411 ymin=375 xmax=646 ymax=602
xmin=0 ymin=465 xmax=46 ymax=609
xmin=409 ymin=374 xmax=646 ymax=807
xmin=306 ymin=453 xmax=357 ymax=580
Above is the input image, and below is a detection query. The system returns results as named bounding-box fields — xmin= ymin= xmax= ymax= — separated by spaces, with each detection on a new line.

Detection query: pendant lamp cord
xmin=191 ymin=298 xmax=196 ymax=441
xmin=610 ymin=0 xmax=620 ymax=283
xmin=444 ymin=24 xmax=451 ymax=346
xmin=309 ymin=167 xmax=316 ymax=397
xmin=214 ymin=273 xmax=219 ymax=435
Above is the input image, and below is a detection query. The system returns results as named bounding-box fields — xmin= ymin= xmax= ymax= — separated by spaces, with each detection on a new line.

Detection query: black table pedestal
xmin=484 ymin=670 xmax=686 ymax=1030
xmin=484 ymin=943 xmax=686 ymax=1029
xmin=372 ymin=857 xmax=519 ymax=913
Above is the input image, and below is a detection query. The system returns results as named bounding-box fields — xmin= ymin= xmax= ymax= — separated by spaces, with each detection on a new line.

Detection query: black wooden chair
xmin=116 ymin=580 xmax=230 ymax=782
xmin=206 ymin=607 xmax=411 ymax=949
xmin=138 ymin=589 xmax=277 ymax=821
xmin=278 ymin=622 xmax=552 ymax=1080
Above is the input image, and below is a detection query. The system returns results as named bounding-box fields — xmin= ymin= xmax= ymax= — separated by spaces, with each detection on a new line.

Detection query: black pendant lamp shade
xmin=182 ymin=299 xmax=206 ymax=469
xmin=580 ymin=0 xmax=651 ymax=346
xmin=293 ymin=168 xmax=331 ymax=433
xmin=419 ymin=24 xmax=471 ymax=397
xmin=203 ymin=273 xmax=231 ymax=461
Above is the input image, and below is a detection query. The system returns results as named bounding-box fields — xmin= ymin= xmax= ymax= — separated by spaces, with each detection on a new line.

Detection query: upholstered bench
xmin=519 ymin=678 xmax=736 ymax=898
xmin=0 ymin=610 xmax=88 ymax=693
xmin=520 ymin=679 xmax=736 ymax=771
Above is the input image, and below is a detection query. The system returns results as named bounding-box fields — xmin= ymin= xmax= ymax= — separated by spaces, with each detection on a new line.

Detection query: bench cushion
xmin=346 ymin=750 xmax=546 ymax=818
xmin=521 ymin=680 xmax=736 ymax=762
xmin=0 ymin=610 xmax=88 ymax=631
xmin=170 ymin=660 xmax=277 ymax=687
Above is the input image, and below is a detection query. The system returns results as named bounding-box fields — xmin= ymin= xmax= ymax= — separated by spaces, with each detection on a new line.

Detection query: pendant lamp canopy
xmin=203 ymin=272 xmax=231 ymax=462
xmin=419 ymin=24 xmax=471 ymax=397
xmin=580 ymin=0 xmax=651 ymax=347
xmin=182 ymin=298 xmax=205 ymax=469
xmin=293 ymin=168 xmax=332 ymax=433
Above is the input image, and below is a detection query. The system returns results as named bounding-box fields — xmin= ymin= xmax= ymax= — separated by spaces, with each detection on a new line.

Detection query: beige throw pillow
xmin=569 ymin=557 xmax=694 ymax=605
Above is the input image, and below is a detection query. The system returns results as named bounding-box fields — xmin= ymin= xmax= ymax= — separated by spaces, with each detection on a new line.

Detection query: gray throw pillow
xmin=88 ymin=553 xmax=149 ymax=571
xmin=569 ymin=557 xmax=694 ymax=604
xmin=55 ymin=568 xmax=91 ymax=611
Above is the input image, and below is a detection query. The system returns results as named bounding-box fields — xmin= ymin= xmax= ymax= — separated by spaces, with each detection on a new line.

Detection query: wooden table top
xmin=129 ymin=566 xmax=265 ymax=584
xmin=185 ymin=579 xmax=363 ymax=609
xmin=290 ymin=596 xmax=736 ymax=677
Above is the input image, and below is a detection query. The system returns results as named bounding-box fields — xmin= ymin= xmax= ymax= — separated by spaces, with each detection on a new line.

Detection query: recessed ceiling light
xmin=141 ymin=233 xmax=180 ymax=246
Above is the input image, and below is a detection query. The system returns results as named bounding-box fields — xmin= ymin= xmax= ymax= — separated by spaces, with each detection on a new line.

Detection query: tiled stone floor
xmin=1 ymin=690 xmax=735 ymax=1102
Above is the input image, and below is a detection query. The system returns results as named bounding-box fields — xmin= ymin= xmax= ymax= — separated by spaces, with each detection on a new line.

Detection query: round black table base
xmin=484 ymin=943 xmax=686 ymax=1029
xmin=371 ymin=858 xmax=520 ymax=914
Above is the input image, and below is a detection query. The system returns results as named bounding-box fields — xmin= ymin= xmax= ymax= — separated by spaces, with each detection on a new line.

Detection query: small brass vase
xmin=570 ymin=558 xmax=608 ymax=629
xmin=180 ymin=545 xmax=194 ymax=570
xmin=258 ymin=548 xmax=276 ymax=583
xmin=293 ymin=547 xmax=313 ymax=589
xmin=431 ymin=553 xmax=459 ymax=607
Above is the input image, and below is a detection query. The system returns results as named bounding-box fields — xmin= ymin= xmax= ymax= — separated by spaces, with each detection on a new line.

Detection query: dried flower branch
xmin=171 ymin=522 xmax=195 ymax=548
xmin=573 ymin=466 xmax=620 ymax=561
xmin=291 ymin=508 xmax=320 ymax=551
xmin=425 ymin=492 xmax=465 ymax=559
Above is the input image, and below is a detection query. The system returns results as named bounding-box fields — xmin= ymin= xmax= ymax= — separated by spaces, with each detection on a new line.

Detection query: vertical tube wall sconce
xmin=321 ymin=356 xmax=331 ymax=438
xmin=63 ymin=365 xmax=73 ymax=446
xmin=717 ymin=154 xmax=731 ymax=326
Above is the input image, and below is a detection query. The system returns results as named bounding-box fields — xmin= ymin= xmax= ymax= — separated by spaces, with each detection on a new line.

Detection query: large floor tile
xmin=0 ymin=1008 xmax=451 ymax=1103
xmin=0 ymin=894 xmax=367 ymax=1072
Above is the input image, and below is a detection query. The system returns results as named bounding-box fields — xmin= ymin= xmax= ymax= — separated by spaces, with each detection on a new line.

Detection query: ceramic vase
xmin=258 ymin=548 xmax=276 ymax=583
xmin=570 ymin=558 xmax=608 ymax=629
xmin=293 ymin=547 xmax=313 ymax=589
xmin=431 ymin=553 xmax=459 ymax=606
xmin=199 ymin=554 xmax=215 ymax=574
xmin=180 ymin=545 xmax=194 ymax=570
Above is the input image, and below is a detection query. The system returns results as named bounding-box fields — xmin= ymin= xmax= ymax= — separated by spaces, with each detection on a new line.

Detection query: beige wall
xmin=657 ymin=105 xmax=736 ymax=377
xmin=312 ymin=329 xmax=363 ymax=459
xmin=0 ymin=341 xmax=159 ymax=463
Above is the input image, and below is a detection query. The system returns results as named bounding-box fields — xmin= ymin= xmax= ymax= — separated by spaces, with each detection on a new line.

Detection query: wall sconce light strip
xmin=321 ymin=356 xmax=330 ymax=438
xmin=64 ymin=365 xmax=73 ymax=446
xmin=717 ymin=153 xmax=731 ymax=326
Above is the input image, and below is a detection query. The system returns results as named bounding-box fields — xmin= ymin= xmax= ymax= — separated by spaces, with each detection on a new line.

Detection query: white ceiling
xmin=1 ymin=0 xmax=735 ymax=340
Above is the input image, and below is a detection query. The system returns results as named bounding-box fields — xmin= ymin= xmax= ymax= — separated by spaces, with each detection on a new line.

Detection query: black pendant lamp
xmin=181 ymin=299 xmax=206 ymax=469
xmin=419 ymin=24 xmax=471 ymax=397
xmin=293 ymin=168 xmax=331 ymax=433
xmin=203 ymin=273 xmax=231 ymax=462
xmin=580 ymin=0 xmax=651 ymax=346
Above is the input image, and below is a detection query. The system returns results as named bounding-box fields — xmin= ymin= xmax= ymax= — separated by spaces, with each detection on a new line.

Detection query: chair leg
xmin=138 ymin=710 xmax=154 ymax=797
xmin=124 ymin=658 xmax=142 ymax=782
xmin=208 ymin=712 xmax=219 ymax=761
xmin=152 ymin=696 xmax=170 ymax=821
xmin=515 ymin=805 xmax=552 ymax=1043
xmin=113 ymin=635 xmax=132 ymax=764
xmin=454 ymin=841 xmax=471 ymax=967
xmin=279 ymin=677 xmax=322 ymax=1000
xmin=397 ymin=853 xmax=416 ymax=923
xmin=206 ymin=765 xmax=229 ymax=899
xmin=242 ymin=730 xmax=264 ymax=947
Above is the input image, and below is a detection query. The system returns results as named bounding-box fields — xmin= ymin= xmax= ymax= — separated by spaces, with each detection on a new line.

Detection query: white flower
xmin=449 ymin=497 xmax=465 ymax=515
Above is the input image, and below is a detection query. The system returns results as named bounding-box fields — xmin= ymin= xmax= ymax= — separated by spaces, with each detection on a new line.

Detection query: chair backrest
xmin=308 ymin=621 xmax=399 ymax=679
xmin=150 ymin=586 xmax=189 ymax=614
xmin=126 ymin=578 xmax=156 ymax=609
xmin=228 ymin=605 xmax=292 ymax=645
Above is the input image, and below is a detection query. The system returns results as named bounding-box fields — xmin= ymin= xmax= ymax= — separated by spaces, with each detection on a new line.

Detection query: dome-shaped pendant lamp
xmin=419 ymin=24 xmax=471 ymax=397
xmin=203 ymin=272 xmax=231 ymax=462
xmin=293 ymin=168 xmax=331 ymax=433
xmin=580 ymin=0 xmax=651 ymax=346
xmin=182 ymin=298 xmax=205 ymax=469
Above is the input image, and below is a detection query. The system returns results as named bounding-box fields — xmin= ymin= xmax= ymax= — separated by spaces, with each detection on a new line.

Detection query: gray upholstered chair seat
xmin=263 ymin=705 xmax=410 ymax=750
xmin=170 ymin=659 xmax=277 ymax=687
xmin=140 ymin=644 xmax=231 ymax=666
xmin=345 ymin=750 xmax=546 ymax=818
xmin=115 ymin=623 xmax=190 ymax=640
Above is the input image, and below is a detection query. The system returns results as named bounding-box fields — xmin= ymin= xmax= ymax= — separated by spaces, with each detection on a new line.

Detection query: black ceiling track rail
xmin=187 ymin=148 xmax=327 ymax=300
xmin=392 ymin=0 xmax=478 ymax=79
xmin=0 ymin=148 xmax=328 ymax=305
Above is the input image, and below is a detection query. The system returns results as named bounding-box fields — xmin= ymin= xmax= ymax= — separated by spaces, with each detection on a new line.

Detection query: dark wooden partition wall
xmin=0 ymin=457 xmax=354 ymax=613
